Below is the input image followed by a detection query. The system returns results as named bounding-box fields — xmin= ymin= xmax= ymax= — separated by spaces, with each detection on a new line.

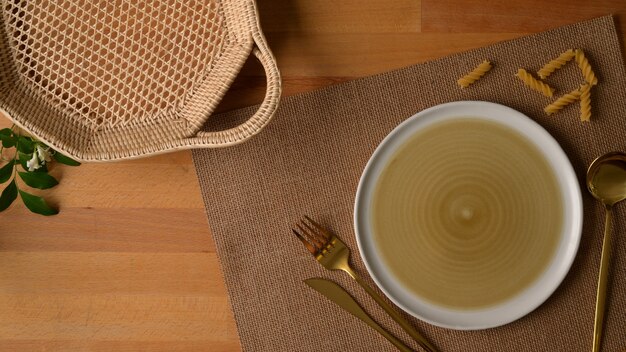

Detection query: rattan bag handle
xmin=188 ymin=34 xmax=281 ymax=147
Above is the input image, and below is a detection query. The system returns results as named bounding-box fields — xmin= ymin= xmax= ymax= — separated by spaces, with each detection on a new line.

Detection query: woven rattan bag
xmin=0 ymin=0 xmax=281 ymax=161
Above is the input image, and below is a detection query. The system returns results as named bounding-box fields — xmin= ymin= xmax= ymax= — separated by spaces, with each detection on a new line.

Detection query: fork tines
xmin=292 ymin=216 xmax=331 ymax=255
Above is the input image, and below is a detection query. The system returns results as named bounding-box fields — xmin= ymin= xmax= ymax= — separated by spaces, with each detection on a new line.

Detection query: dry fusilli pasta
xmin=515 ymin=68 xmax=555 ymax=97
xmin=580 ymin=83 xmax=591 ymax=121
xmin=457 ymin=60 xmax=492 ymax=88
xmin=544 ymin=85 xmax=584 ymax=115
xmin=537 ymin=49 xmax=575 ymax=79
xmin=575 ymin=49 xmax=598 ymax=86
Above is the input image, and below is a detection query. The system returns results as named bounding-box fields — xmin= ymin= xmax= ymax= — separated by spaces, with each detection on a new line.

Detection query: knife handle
xmin=344 ymin=267 xmax=439 ymax=352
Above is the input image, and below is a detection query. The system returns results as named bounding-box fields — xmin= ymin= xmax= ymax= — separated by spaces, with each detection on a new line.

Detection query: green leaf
xmin=0 ymin=133 xmax=15 ymax=148
xmin=0 ymin=180 xmax=17 ymax=212
xmin=0 ymin=160 xmax=14 ymax=183
xmin=35 ymin=164 xmax=48 ymax=173
xmin=18 ymin=152 xmax=32 ymax=171
xmin=19 ymin=190 xmax=58 ymax=215
xmin=53 ymin=152 xmax=81 ymax=166
xmin=18 ymin=171 xmax=58 ymax=189
xmin=17 ymin=136 xmax=34 ymax=154
xmin=0 ymin=128 xmax=11 ymax=136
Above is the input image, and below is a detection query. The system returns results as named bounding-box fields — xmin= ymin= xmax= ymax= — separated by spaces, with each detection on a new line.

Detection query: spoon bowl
xmin=587 ymin=152 xmax=626 ymax=206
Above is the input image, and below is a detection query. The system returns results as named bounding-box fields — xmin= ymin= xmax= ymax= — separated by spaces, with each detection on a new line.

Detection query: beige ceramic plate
xmin=354 ymin=101 xmax=582 ymax=330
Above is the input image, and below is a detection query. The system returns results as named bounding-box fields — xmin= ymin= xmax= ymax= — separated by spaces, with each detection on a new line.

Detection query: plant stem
xmin=9 ymin=144 xmax=19 ymax=195
xmin=12 ymin=145 xmax=17 ymax=177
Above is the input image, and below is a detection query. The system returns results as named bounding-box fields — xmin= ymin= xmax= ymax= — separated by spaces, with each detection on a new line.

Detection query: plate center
xmin=370 ymin=117 xmax=563 ymax=309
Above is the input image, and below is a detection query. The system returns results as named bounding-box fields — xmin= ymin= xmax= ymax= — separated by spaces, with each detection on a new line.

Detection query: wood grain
xmin=421 ymin=0 xmax=626 ymax=33
xmin=1 ymin=1 xmax=626 ymax=350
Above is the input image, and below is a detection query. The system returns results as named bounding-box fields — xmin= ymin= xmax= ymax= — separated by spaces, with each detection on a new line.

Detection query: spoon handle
xmin=593 ymin=206 xmax=613 ymax=352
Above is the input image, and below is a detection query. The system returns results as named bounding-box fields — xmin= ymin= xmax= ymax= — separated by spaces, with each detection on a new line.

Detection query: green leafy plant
xmin=0 ymin=125 xmax=80 ymax=215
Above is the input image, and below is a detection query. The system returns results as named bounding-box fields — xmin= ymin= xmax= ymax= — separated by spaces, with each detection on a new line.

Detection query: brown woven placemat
xmin=193 ymin=16 xmax=626 ymax=352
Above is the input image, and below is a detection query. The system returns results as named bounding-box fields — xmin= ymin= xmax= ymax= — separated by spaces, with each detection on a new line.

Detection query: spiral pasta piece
xmin=537 ymin=49 xmax=575 ymax=79
xmin=575 ymin=49 xmax=598 ymax=86
xmin=457 ymin=60 xmax=492 ymax=88
xmin=580 ymin=83 xmax=591 ymax=122
xmin=515 ymin=68 xmax=555 ymax=97
xmin=543 ymin=84 xmax=585 ymax=115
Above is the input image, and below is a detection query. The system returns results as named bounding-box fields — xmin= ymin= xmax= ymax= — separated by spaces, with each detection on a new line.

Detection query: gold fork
xmin=293 ymin=216 xmax=439 ymax=352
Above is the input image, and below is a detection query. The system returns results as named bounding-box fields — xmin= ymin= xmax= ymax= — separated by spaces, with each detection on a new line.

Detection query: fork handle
xmin=368 ymin=319 xmax=416 ymax=352
xmin=344 ymin=267 xmax=440 ymax=352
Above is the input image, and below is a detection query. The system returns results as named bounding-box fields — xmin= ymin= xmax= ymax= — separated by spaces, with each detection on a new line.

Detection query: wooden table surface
xmin=1 ymin=1 xmax=626 ymax=351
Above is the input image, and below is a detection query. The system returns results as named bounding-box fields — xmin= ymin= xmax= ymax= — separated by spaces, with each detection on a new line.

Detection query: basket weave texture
xmin=0 ymin=0 xmax=281 ymax=161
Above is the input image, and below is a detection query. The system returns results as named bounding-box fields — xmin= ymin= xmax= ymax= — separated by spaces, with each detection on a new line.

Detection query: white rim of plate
xmin=353 ymin=101 xmax=583 ymax=330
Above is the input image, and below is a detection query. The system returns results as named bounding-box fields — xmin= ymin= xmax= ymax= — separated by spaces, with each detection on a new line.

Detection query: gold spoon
xmin=586 ymin=151 xmax=626 ymax=352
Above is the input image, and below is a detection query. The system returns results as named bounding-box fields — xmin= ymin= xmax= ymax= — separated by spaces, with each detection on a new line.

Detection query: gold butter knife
xmin=305 ymin=278 xmax=414 ymax=352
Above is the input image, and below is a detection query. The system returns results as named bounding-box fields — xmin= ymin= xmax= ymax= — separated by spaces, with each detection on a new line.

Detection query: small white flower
xmin=26 ymin=152 xmax=41 ymax=172
xmin=36 ymin=145 xmax=52 ymax=163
